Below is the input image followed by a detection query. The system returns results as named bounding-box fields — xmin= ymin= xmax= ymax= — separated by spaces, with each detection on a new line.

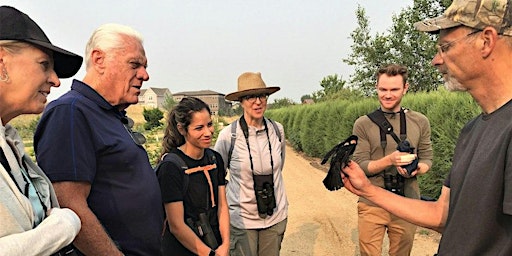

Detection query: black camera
xmin=384 ymin=174 xmax=405 ymax=196
xmin=255 ymin=181 xmax=276 ymax=216
xmin=396 ymin=140 xmax=419 ymax=175
xmin=186 ymin=212 xmax=218 ymax=249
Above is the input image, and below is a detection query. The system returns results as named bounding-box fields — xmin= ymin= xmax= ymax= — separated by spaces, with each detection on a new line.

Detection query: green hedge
xmin=267 ymin=90 xmax=480 ymax=199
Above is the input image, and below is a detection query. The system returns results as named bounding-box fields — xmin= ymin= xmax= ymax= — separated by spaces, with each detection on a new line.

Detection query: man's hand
xmin=396 ymin=161 xmax=429 ymax=178
xmin=396 ymin=166 xmax=416 ymax=178
xmin=388 ymin=150 xmax=416 ymax=167
xmin=341 ymin=161 xmax=374 ymax=196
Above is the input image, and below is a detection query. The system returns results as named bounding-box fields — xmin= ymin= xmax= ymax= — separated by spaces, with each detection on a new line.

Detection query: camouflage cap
xmin=414 ymin=0 xmax=512 ymax=36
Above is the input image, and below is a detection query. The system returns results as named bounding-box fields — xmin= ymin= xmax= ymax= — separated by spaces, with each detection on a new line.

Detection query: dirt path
xmin=279 ymin=144 xmax=441 ymax=256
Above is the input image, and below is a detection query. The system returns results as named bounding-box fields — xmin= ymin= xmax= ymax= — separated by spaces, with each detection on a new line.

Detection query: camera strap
xmin=238 ymin=116 xmax=275 ymax=177
xmin=367 ymin=108 xmax=407 ymax=156
xmin=0 ymin=147 xmax=47 ymax=226
xmin=227 ymin=116 xmax=281 ymax=168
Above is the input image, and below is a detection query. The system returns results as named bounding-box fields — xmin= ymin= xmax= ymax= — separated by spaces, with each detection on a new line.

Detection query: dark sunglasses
xmin=121 ymin=117 xmax=146 ymax=146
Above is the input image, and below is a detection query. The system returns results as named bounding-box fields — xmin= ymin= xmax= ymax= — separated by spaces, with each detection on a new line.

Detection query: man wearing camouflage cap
xmin=341 ymin=0 xmax=512 ymax=255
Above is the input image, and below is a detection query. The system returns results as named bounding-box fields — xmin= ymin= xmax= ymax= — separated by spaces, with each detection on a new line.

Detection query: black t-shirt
xmin=439 ymin=100 xmax=512 ymax=255
xmin=157 ymin=148 xmax=226 ymax=255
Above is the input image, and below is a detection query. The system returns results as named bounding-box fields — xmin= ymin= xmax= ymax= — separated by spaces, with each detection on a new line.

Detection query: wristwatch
xmin=209 ymin=249 xmax=216 ymax=256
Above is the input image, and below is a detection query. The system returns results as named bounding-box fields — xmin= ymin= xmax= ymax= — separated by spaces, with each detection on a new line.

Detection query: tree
xmin=312 ymin=74 xmax=361 ymax=102
xmin=268 ymin=98 xmax=296 ymax=109
xmin=386 ymin=0 xmax=447 ymax=92
xmin=143 ymin=107 xmax=164 ymax=130
xmin=343 ymin=0 xmax=450 ymax=95
xmin=161 ymin=94 xmax=177 ymax=112
xmin=321 ymin=74 xmax=346 ymax=95
xmin=343 ymin=6 xmax=393 ymax=95
xmin=300 ymin=94 xmax=312 ymax=103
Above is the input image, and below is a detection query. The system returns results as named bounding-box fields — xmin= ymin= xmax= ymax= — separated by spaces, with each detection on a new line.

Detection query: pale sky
xmin=4 ymin=0 xmax=413 ymax=103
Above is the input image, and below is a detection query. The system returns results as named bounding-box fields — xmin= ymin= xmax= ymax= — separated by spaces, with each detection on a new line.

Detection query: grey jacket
xmin=0 ymin=122 xmax=80 ymax=255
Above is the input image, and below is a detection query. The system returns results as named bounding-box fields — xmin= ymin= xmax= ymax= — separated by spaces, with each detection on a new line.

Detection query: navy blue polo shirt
xmin=34 ymin=80 xmax=163 ymax=256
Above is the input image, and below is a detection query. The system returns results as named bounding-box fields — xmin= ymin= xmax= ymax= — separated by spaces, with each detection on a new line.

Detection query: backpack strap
xmin=227 ymin=119 xmax=238 ymax=168
xmin=156 ymin=149 xmax=218 ymax=201
xmin=155 ymin=152 xmax=189 ymax=196
xmin=267 ymin=118 xmax=282 ymax=142
xmin=204 ymin=148 xmax=216 ymax=164
xmin=156 ymin=150 xmax=218 ymax=236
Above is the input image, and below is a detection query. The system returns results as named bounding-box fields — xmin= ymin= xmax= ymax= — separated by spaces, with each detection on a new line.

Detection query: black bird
xmin=321 ymin=135 xmax=358 ymax=191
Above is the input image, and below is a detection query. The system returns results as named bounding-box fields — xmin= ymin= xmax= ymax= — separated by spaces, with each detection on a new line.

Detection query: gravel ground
xmin=279 ymin=144 xmax=441 ymax=256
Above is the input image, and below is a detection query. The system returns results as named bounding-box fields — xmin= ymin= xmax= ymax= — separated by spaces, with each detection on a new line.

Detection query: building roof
xmin=172 ymin=90 xmax=225 ymax=96
xmin=140 ymin=87 xmax=171 ymax=97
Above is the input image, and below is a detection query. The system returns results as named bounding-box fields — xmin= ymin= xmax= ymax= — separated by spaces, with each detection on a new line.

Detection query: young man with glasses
xmin=342 ymin=0 xmax=512 ymax=255
xmin=34 ymin=24 xmax=163 ymax=256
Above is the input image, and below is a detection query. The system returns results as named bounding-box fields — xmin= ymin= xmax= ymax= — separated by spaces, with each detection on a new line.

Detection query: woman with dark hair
xmin=0 ymin=6 xmax=82 ymax=255
xmin=157 ymin=97 xmax=229 ymax=256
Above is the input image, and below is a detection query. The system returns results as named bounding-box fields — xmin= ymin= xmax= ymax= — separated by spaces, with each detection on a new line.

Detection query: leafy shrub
xmin=143 ymin=107 xmax=163 ymax=130
xmin=267 ymin=90 xmax=481 ymax=199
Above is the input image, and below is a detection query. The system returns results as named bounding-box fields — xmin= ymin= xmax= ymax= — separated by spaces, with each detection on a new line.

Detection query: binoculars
xmin=384 ymin=174 xmax=405 ymax=196
xmin=255 ymin=181 xmax=277 ymax=216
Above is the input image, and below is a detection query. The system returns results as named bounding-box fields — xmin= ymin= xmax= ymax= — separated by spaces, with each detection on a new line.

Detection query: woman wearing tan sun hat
xmin=215 ymin=72 xmax=288 ymax=256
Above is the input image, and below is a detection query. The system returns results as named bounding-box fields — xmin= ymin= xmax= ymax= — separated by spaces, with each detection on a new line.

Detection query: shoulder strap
xmin=399 ymin=109 xmax=407 ymax=142
xmin=155 ymin=152 xmax=190 ymax=196
xmin=0 ymin=148 xmax=18 ymax=192
xmin=204 ymin=148 xmax=216 ymax=165
xmin=367 ymin=109 xmax=402 ymax=146
xmin=227 ymin=119 xmax=238 ymax=168
xmin=267 ymin=118 xmax=284 ymax=161
xmin=267 ymin=118 xmax=282 ymax=142
xmin=227 ymin=117 xmax=283 ymax=168
xmin=0 ymin=147 xmax=11 ymax=172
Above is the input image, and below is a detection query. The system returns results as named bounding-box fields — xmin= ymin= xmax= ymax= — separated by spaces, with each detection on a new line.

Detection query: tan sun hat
xmin=225 ymin=72 xmax=280 ymax=101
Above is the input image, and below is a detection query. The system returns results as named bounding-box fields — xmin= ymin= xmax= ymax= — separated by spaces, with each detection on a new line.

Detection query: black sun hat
xmin=0 ymin=6 xmax=82 ymax=78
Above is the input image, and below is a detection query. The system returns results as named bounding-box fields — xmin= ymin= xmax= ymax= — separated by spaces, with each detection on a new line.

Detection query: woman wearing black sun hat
xmin=0 ymin=6 xmax=83 ymax=255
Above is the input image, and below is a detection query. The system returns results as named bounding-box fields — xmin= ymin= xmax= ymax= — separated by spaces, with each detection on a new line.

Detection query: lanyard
xmin=239 ymin=116 xmax=275 ymax=175
xmin=0 ymin=147 xmax=46 ymax=226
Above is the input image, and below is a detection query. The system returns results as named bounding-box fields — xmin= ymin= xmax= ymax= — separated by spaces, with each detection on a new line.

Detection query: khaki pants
xmin=358 ymin=202 xmax=416 ymax=256
xmin=229 ymin=218 xmax=287 ymax=256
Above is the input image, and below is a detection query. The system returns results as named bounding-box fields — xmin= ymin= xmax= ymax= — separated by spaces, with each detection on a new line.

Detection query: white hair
xmin=84 ymin=23 xmax=144 ymax=68
xmin=444 ymin=74 xmax=467 ymax=92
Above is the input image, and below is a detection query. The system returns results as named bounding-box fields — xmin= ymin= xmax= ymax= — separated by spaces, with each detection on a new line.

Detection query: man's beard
xmin=444 ymin=74 xmax=467 ymax=92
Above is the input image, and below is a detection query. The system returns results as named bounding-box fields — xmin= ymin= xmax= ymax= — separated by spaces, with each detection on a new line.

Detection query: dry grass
xmin=126 ymin=105 xmax=155 ymax=125
xmin=8 ymin=105 xmax=156 ymax=127
xmin=10 ymin=114 xmax=40 ymax=127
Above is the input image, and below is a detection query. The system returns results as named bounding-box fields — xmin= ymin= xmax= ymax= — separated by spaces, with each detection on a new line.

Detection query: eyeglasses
xmin=436 ymin=30 xmax=480 ymax=55
xmin=241 ymin=94 xmax=268 ymax=103
xmin=121 ymin=117 xmax=146 ymax=146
